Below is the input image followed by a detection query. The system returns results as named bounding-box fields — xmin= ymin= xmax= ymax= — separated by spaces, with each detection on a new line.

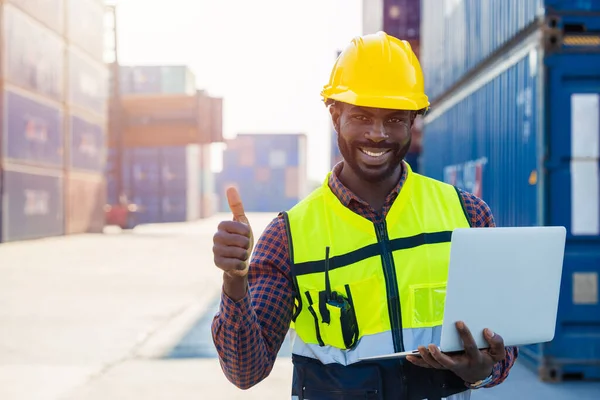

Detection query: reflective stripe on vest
xmin=291 ymin=391 xmax=472 ymax=400
xmin=284 ymin=162 xmax=471 ymax=363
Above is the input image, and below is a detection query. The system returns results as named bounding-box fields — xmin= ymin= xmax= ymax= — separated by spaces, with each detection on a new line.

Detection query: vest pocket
xmin=408 ymin=282 xmax=447 ymax=328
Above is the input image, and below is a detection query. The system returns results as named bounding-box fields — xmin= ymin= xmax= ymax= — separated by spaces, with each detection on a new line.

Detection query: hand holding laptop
xmin=406 ymin=320 xmax=506 ymax=384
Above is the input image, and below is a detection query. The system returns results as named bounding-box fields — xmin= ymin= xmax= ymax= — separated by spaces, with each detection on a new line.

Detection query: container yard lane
xmin=0 ymin=213 xmax=293 ymax=400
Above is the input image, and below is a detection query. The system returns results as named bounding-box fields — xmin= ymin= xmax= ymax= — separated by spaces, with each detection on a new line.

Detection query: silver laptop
xmin=359 ymin=226 xmax=567 ymax=361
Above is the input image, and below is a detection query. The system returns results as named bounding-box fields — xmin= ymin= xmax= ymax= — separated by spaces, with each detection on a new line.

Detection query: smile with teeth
xmin=360 ymin=148 xmax=391 ymax=157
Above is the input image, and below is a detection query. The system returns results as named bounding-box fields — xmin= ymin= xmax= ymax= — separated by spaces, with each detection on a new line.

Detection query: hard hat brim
xmin=322 ymin=89 xmax=430 ymax=111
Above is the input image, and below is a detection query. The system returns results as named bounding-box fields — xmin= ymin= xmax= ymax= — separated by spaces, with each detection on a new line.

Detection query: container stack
xmin=217 ymin=134 xmax=308 ymax=212
xmin=107 ymin=64 xmax=223 ymax=227
xmin=108 ymin=146 xmax=201 ymax=225
xmin=0 ymin=0 xmax=107 ymax=242
xmin=65 ymin=0 xmax=108 ymax=235
xmin=361 ymin=0 xmax=423 ymax=172
xmin=420 ymin=0 xmax=600 ymax=381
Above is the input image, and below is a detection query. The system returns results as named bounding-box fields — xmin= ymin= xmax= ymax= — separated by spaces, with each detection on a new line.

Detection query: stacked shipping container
xmin=217 ymin=134 xmax=308 ymax=213
xmin=420 ymin=0 xmax=600 ymax=380
xmin=106 ymin=68 xmax=223 ymax=224
xmin=65 ymin=0 xmax=108 ymax=235
xmin=106 ymin=144 xmax=212 ymax=227
xmin=0 ymin=0 xmax=107 ymax=242
xmin=119 ymin=65 xmax=196 ymax=96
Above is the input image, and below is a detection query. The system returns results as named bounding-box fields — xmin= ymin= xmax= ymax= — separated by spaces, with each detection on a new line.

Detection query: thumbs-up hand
xmin=213 ymin=187 xmax=254 ymax=278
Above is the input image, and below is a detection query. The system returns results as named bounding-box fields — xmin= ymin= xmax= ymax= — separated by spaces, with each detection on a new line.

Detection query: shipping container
xmin=68 ymin=47 xmax=109 ymax=117
xmin=66 ymin=0 xmax=105 ymax=62
xmin=3 ymin=89 xmax=63 ymax=167
xmin=69 ymin=113 xmax=106 ymax=173
xmin=116 ymin=146 xmax=202 ymax=224
xmin=119 ymin=66 xmax=196 ymax=96
xmin=65 ymin=172 xmax=105 ymax=234
xmin=2 ymin=4 xmax=65 ymax=101
xmin=1 ymin=164 xmax=64 ymax=242
xmin=7 ymin=0 xmax=64 ymax=35
xmin=218 ymin=133 xmax=308 ymax=212
xmin=122 ymin=147 xmax=161 ymax=196
xmin=362 ymin=0 xmax=420 ymax=40
xmin=421 ymin=0 xmax=600 ymax=102
xmin=117 ymin=93 xmax=207 ymax=148
xmin=421 ymin=16 xmax=600 ymax=380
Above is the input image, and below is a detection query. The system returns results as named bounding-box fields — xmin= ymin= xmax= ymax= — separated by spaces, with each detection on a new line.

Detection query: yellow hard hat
xmin=321 ymin=31 xmax=429 ymax=112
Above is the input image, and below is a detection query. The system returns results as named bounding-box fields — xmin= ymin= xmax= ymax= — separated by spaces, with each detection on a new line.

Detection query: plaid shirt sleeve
xmin=457 ymin=188 xmax=519 ymax=388
xmin=211 ymin=215 xmax=293 ymax=390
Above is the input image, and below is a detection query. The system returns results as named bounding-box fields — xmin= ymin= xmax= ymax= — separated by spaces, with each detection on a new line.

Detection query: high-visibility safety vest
xmin=282 ymin=164 xmax=474 ymax=400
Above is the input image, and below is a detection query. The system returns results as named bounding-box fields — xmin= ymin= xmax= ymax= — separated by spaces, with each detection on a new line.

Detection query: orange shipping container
xmin=112 ymin=92 xmax=224 ymax=148
xmin=66 ymin=172 xmax=106 ymax=234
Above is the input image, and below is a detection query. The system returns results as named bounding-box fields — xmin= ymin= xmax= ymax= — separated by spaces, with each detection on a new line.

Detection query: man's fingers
xmin=214 ymin=227 xmax=251 ymax=248
xmin=212 ymin=244 xmax=249 ymax=261
xmin=226 ymin=187 xmax=249 ymax=224
xmin=213 ymin=255 xmax=248 ymax=273
xmin=456 ymin=321 xmax=481 ymax=360
xmin=428 ymin=344 xmax=458 ymax=370
xmin=417 ymin=346 xmax=445 ymax=369
xmin=217 ymin=221 xmax=251 ymax=238
xmin=484 ymin=328 xmax=507 ymax=362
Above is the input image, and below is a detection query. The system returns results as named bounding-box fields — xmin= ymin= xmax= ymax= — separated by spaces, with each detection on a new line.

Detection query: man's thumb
xmin=226 ymin=186 xmax=249 ymax=224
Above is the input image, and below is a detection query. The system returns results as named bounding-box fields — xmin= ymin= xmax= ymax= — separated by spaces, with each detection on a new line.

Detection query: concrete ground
xmin=0 ymin=213 xmax=598 ymax=400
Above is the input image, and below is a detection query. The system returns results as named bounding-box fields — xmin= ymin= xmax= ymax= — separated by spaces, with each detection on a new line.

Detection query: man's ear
xmin=329 ymin=103 xmax=342 ymax=133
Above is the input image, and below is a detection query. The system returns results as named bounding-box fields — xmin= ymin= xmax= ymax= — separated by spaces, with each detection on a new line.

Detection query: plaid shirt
xmin=212 ymin=161 xmax=518 ymax=390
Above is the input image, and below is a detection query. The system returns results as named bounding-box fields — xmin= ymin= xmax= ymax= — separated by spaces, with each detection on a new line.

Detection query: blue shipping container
xmin=70 ymin=115 xmax=105 ymax=173
xmin=421 ymin=23 xmax=600 ymax=380
xmin=122 ymin=148 xmax=161 ymax=195
xmin=422 ymin=0 xmax=600 ymax=102
xmin=116 ymin=146 xmax=201 ymax=223
xmin=224 ymin=133 xmax=307 ymax=169
xmin=67 ymin=0 xmax=105 ymax=62
xmin=383 ymin=0 xmax=420 ymax=41
xmin=68 ymin=48 xmax=108 ymax=117
xmin=9 ymin=0 xmax=64 ymax=34
xmin=4 ymin=5 xmax=64 ymax=101
xmin=4 ymin=90 xmax=63 ymax=167
xmin=1 ymin=167 xmax=64 ymax=242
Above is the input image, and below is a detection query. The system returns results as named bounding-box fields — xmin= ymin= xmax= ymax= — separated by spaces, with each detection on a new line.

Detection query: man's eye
xmin=388 ymin=118 xmax=403 ymax=123
xmin=353 ymin=115 xmax=369 ymax=121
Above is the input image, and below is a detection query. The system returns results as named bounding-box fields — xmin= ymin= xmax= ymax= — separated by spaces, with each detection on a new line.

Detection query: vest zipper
xmin=374 ymin=220 xmax=404 ymax=353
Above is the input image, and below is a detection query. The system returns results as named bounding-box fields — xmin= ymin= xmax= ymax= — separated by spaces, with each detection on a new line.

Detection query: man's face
xmin=332 ymin=103 xmax=414 ymax=183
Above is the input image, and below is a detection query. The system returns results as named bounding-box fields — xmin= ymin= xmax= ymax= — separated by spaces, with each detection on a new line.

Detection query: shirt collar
xmin=327 ymin=161 xmax=407 ymax=209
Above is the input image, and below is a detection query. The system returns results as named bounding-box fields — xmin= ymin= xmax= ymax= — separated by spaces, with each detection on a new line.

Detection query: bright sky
xmin=116 ymin=0 xmax=363 ymax=181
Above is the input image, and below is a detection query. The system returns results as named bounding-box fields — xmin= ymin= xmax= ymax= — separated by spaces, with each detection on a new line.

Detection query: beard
xmin=337 ymin=133 xmax=411 ymax=183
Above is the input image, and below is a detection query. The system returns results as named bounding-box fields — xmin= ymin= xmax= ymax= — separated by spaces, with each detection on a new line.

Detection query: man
xmin=212 ymin=32 xmax=518 ymax=399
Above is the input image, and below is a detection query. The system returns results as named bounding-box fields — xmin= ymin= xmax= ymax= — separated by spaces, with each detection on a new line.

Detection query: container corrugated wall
xmin=118 ymin=145 xmax=207 ymax=225
xmin=1 ymin=165 xmax=65 ymax=242
xmin=7 ymin=0 xmax=65 ymax=35
xmin=421 ymin=8 xmax=600 ymax=380
xmin=3 ymin=4 xmax=65 ymax=101
xmin=421 ymin=0 xmax=542 ymax=101
xmin=119 ymin=66 xmax=197 ymax=96
xmin=217 ymin=134 xmax=308 ymax=212
xmin=3 ymin=89 xmax=64 ymax=168
xmin=63 ymin=0 xmax=107 ymax=235
xmin=0 ymin=4 xmax=68 ymax=242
